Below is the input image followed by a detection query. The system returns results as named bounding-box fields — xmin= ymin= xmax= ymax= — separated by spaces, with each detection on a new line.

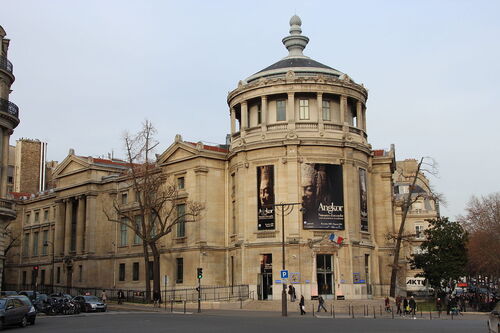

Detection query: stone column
xmin=76 ymin=196 xmax=86 ymax=254
xmin=356 ymin=101 xmax=362 ymax=129
xmin=362 ymin=107 xmax=367 ymax=131
xmin=0 ymin=129 xmax=8 ymax=197
xmin=230 ymin=108 xmax=236 ymax=134
xmin=340 ymin=95 xmax=346 ymax=125
xmin=85 ymin=194 xmax=97 ymax=254
xmin=64 ymin=199 xmax=73 ymax=255
xmin=287 ymin=92 xmax=295 ymax=123
xmin=241 ymin=101 xmax=248 ymax=130
xmin=317 ymin=92 xmax=324 ymax=131
xmin=195 ymin=167 xmax=208 ymax=245
xmin=261 ymin=96 xmax=267 ymax=131
xmin=55 ymin=201 xmax=65 ymax=256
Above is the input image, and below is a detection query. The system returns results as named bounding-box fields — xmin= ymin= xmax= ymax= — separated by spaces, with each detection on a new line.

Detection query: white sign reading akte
xmin=406 ymin=277 xmax=427 ymax=291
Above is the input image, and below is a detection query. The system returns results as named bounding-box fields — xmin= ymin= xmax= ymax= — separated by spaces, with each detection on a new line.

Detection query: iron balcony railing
xmin=0 ymin=56 xmax=13 ymax=73
xmin=0 ymin=98 xmax=19 ymax=118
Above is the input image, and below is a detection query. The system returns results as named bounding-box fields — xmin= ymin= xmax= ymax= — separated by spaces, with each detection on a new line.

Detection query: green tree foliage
xmin=410 ymin=217 xmax=468 ymax=290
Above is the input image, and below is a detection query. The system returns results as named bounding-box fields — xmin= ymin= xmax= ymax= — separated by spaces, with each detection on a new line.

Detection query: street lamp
xmin=270 ymin=202 xmax=302 ymax=317
xmin=43 ymin=240 xmax=55 ymax=293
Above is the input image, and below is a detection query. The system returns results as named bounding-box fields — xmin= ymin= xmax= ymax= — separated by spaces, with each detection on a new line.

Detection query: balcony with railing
xmin=0 ymin=198 xmax=16 ymax=220
xmin=0 ymin=56 xmax=13 ymax=74
xmin=0 ymin=98 xmax=19 ymax=119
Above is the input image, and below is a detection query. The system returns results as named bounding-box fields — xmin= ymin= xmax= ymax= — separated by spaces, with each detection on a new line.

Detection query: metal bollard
xmin=183 ymin=301 xmax=186 ymax=314
xmin=349 ymin=304 xmax=351 ymax=316
xmin=171 ymin=300 xmax=173 ymax=312
xmin=420 ymin=308 xmax=423 ymax=318
xmin=332 ymin=304 xmax=335 ymax=318
xmin=312 ymin=304 xmax=315 ymax=317
xmin=430 ymin=311 xmax=432 ymax=320
xmin=373 ymin=306 xmax=376 ymax=319
xmin=379 ymin=305 xmax=382 ymax=316
xmin=451 ymin=312 xmax=454 ymax=320
xmin=352 ymin=305 xmax=355 ymax=318
xmin=392 ymin=307 xmax=394 ymax=319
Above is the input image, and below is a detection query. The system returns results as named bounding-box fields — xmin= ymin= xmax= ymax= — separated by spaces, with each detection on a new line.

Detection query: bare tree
xmin=388 ymin=157 xmax=442 ymax=297
xmin=105 ymin=120 xmax=202 ymax=301
xmin=459 ymin=193 xmax=500 ymax=285
xmin=1 ymin=221 xmax=20 ymax=289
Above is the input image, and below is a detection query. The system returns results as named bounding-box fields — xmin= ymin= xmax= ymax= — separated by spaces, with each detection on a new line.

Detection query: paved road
xmin=10 ymin=310 xmax=487 ymax=333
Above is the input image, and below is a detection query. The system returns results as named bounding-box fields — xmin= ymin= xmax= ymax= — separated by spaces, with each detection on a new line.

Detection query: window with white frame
xmin=120 ymin=222 xmax=128 ymax=246
xmin=322 ymin=100 xmax=331 ymax=121
xmin=299 ymin=99 xmax=309 ymax=120
xmin=276 ymin=100 xmax=286 ymax=121
xmin=415 ymin=225 xmax=424 ymax=239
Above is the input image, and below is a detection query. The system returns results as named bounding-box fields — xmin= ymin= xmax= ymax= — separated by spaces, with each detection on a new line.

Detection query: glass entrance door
xmin=258 ymin=254 xmax=273 ymax=300
xmin=317 ymin=254 xmax=334 ymax=295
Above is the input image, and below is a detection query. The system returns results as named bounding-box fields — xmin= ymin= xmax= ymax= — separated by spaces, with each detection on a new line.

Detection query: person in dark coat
xmin=403 ymin=296 xmax=409 ymax=316
xmin=409 ymin=296 xmax=417 ymax=317
xmin=299 ymin=295 xmax=306 ymax=315
xmin=317 ymin=295 xmax=327 ymax=312
xmin=396 ymin=295 xmax=402 ymax=315
xmin=117 ymin=290 xmax=125 ymax=304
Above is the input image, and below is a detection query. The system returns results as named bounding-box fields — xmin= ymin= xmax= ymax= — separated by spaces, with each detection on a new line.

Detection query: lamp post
xmin=43 ymin=240 xmax=55 ymax=293
xmin=271 ymin=202 xmax=302 ymax=317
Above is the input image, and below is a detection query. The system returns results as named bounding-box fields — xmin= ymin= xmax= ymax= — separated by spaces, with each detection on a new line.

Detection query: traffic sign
xmin=280 ymin=270 xmax=289 ymax=279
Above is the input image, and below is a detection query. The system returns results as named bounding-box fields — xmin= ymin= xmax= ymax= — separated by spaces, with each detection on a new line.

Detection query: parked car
xmin=0 ymin=297 xmax=31 ymax=328
xmin=18 ymin=291 xmax=41 ymax=301
xmin=0 ymin=291 xmax=18 ymax=297
xmin=489 ymin=301 xmax=500 ymax=333
xmin=7 ymin=295 xmax=37 ymax=325
xmin=73 ymin=295 xmax=107 ymax=312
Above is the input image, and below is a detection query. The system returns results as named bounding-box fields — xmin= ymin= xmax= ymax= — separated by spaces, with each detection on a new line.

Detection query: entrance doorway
xmin=257 ymin=254 xmax=273 ymax=300
xmin=317 ymin=254 xmax=334 ymax=296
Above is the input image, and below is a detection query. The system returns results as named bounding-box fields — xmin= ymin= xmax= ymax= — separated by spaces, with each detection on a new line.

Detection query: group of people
xmin=394 ymin=295 xmax=417 ymax=317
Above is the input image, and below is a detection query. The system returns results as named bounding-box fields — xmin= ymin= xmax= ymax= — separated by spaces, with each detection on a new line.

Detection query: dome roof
xmin=246 ymin=16 xmax=344 ymax=83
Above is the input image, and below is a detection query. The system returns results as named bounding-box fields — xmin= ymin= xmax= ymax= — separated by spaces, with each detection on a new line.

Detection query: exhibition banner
xmin=301 ymin=163 xmax=344 ymax=230
xmin=257 ymin=165 xmax=275 ymax=230
xmin=359 ymin=168 xmax=369 ymax=232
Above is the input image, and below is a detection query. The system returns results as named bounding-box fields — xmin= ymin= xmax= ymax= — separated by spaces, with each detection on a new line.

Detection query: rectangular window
xmin=276 ymin=100 xmax=286 ymax=121
xmin=177 ymin=177 xmax=185 ymax=190
xmin=22 ymin=271 xmax=27 ymax=285
xmin=299 ymin=99 xmax=309 ymax=120
xmin=120 ymin=222 xmax=128 ymax=246
xmin=56 ymin=267 xmax=61 ymax=284
xmin=32 ymin=232 xmax=39 ymax=256
xmin=23 ymin=233 xmax=30 ymax=257
xmin=415 ymin=225 xmax=424 ymax=239
xmin=133 ymin=262 xmax=139 ymax=281
xmin=34 ymin=211 xmax=39 ymax=223
xmin=176 ymin=258 xmax=183 ymax=283
xmin=25 ymin=214 xmax=30 ymax=225
xmin=134 ymin=215 xmax=142 ymax=245
xmin=43 ymin=210 xmax=49 ymax=222
xmin=42 ymin=230 xmax=48 ymax=255
xmin=78 ymin=265 xmax=83 ymax=282
xmin=176 ymin=204 xmax=186 ymax=237
xmin=322 ymin=100 xmax=331 ymax=121
xmin=119 ymin=263 xmax=126 ymax=281
xmin=121 ymin=192 xmax=128 ymax=204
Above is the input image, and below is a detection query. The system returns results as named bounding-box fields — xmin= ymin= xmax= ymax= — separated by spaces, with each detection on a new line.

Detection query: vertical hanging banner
xmin=301 ymin=164 xmax=344 ymax=230
xmin=257 ymin=165 xmax=275 ymax=230
xmin=359 ymin=168 xmax=369 ymax=232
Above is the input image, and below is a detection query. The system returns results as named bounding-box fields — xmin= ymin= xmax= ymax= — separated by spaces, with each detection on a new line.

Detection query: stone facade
xmin=4 ymin=17 xmax=437 ymax=299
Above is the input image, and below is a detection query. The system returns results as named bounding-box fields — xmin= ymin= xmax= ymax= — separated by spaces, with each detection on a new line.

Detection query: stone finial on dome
xmin=282 ymin=15 xmax=309 ymax=58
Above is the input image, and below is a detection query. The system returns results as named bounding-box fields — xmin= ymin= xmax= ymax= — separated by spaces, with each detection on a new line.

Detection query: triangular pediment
xmin=52 ymin=155 xmax=90 ymax=178
xmin=157 ymin=142 xmax=200 ymax=165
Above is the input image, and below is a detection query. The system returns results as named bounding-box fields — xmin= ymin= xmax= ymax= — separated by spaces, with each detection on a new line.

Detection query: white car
xmin=488 ymin=302 xmax=500 ymax=333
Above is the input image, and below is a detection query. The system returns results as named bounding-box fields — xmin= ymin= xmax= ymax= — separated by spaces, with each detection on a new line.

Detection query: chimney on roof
xmin=69 ymin=148 xmax=75 ymax=155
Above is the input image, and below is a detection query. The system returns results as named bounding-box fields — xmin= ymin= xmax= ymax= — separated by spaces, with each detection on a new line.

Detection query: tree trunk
xmin=142 ymin=243 xmax=151 ymax=302
xmin=389 ymin=157 xmax=423 ymax=298
xmin=150 ymin=242 xmax=161 ymax=303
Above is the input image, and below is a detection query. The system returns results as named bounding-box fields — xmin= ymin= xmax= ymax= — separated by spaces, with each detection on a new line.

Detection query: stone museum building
xmin=3 ymin=17 xmax=437 ymax=300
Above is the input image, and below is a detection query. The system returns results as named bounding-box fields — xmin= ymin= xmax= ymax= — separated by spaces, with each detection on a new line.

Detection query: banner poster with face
xmin=301 ymin=163 xmax=344 ymax=230
xmin=257 ymin=165 xmax=275 ymax=230
xmin=359 ymin=168 xmax=368 ymax=232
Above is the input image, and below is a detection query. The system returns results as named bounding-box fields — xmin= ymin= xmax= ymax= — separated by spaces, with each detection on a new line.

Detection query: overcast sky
xmin=1 ymin=0 xmax=499 ymax=219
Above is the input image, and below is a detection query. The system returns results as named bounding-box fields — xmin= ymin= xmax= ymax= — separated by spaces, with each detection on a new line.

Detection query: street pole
xmin=197 ymin=277 xmax=201 ymax=313
xmin=272 ymin=202 xmax=302 ymax=318
xmin=281 ymin=206 xmax=287 ymax=317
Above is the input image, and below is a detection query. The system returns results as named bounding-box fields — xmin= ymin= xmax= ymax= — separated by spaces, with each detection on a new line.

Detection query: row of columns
xmin=230 ymin=92 xmax=367 ymax=136
xmin=55 ymin=194 xmax=97 ymax=257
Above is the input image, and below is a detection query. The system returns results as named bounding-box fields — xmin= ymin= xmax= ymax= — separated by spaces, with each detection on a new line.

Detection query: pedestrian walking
xmin=317 ymin=295 xmax=327 ymax=312
xmin=299 ymin=295 xmax=306 ymax=315
xmin=436 ymin=297 xmax=442 ymax=314
xmin=153 ymin=291 xmax=161 ymax=307
xmin=101 ymin=290 xmax=107 ymax=303
xmin=384 ymin=296 xmax=391 ymax=312
xmin=403 ymin=296 xmax=409 ymax=316
xmin=409 ymin=296 xmax=417 ymax=318
xmin=292 ymin=286 xmax=296 ymax=302
xmin=117 ymin=289 xmax=125 ymax=304
xmin=396 ymin=295 xmax=402 ymax=315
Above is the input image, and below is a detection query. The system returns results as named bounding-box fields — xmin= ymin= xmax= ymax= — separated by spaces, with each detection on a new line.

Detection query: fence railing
xmin=3 ymin=284 xmax=252 ymax=304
